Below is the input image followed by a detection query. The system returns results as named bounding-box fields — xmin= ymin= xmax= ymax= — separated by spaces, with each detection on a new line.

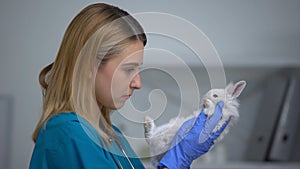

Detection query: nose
xmin=130 ymin=73 xmax=142 ymax=89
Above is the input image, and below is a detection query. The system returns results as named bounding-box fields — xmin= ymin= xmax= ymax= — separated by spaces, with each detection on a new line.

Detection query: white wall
xmin=0 ymin=0 xmax=300 ymax=168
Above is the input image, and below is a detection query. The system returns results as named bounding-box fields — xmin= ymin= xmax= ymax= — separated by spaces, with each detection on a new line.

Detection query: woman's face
xmin=95 ymin=41 xmax=144 ymax=109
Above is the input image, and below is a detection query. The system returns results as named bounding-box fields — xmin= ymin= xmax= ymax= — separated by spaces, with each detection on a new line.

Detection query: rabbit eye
xmin=213 ymin=94 xmax=218 ymax=98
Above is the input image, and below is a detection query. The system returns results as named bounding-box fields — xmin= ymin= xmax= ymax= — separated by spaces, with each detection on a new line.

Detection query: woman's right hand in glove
xmin=157 ymin=101 xmax=230 ymax=169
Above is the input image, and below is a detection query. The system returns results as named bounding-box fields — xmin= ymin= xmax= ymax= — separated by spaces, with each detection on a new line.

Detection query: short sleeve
xmin=30 ymin=116 xmax=119 ymax=169
xmin=44 ymin=135 xmax=118 ymax=169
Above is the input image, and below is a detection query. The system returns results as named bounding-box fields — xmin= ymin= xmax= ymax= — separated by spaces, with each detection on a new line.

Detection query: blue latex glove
xmin=157 ymin=102 xmax=230 ymax=169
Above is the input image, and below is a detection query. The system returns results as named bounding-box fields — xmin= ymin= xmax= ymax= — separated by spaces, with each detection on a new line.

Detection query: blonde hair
xmin=33 ymin=3 xmax=147 ymax=143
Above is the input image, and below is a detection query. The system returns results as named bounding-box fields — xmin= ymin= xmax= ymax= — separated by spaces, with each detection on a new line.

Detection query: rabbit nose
xmin=203 ymin=99 xmax=209 ymax=108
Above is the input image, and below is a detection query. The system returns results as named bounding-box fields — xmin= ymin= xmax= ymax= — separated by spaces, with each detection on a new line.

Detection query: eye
xmin=124 ymin=67 xmax=136 ymax=74
xmin=213 ymin=94 xmax=218 ymax=98
xmin=126 ymin=68 xmax=135 ymax=72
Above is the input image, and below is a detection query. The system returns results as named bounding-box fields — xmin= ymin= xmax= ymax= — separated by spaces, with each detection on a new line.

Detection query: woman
xmin=30 ymin=3 xmax=229 ymax=169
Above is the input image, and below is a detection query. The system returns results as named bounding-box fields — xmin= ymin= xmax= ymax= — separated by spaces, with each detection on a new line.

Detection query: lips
xmin=122 ymin=94 xmax=131 ymax=99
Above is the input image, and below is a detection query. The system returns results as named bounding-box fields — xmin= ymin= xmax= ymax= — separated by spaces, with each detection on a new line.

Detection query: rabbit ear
xmin=230 ymin=80 xmax=246 ymax=98
xmin=225 ymin=82 xmax=234 ymax=95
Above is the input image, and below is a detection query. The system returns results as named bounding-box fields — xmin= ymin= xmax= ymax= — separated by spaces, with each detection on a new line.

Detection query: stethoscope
xmin=108 ymin=137 xmax=135 ymax=169
xmin=76 ymin=115 xmax=136 ymax=169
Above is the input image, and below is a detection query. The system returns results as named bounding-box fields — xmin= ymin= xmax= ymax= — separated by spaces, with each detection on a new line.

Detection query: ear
xmin=225 ymin=82 xmax=234 ymax=95
xmin=231 ymin=80 xmax=247 ymax=98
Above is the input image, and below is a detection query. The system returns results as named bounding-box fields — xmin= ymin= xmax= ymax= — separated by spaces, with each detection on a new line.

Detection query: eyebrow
xmin=121 ymin=62 xmax=143 ymax=67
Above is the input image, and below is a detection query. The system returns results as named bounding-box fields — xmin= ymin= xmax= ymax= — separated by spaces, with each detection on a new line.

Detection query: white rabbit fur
xmin=144 ymin=80 xmax=246 ymax=166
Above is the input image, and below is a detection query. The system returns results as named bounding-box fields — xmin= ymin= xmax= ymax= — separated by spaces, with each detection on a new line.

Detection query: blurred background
xmin=1 ymin=0 xmax=300 ymax=168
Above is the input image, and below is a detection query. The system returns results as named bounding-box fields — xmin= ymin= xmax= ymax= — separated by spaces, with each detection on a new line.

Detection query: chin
xmin=110 ymin=101 xmax=126 ymax=110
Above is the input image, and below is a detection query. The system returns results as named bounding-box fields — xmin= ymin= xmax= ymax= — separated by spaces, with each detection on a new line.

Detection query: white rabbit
xmin=144 ymin=80 xmax=246 ymax=166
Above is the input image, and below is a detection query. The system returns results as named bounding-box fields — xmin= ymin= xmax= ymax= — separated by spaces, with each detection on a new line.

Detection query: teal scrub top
xmin=29 ymin=112 xmax=145 ymax=169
